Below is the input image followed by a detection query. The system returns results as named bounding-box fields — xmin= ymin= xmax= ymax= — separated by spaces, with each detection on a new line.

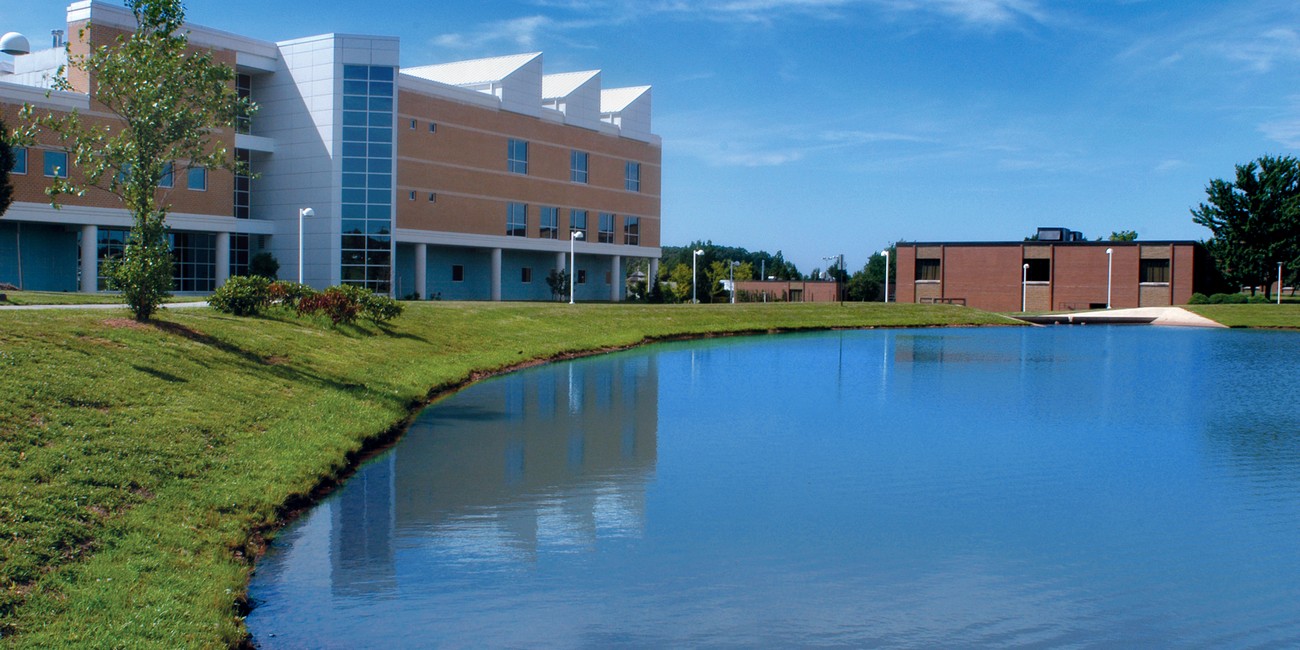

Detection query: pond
xmin=247 ymin=326 xmax=1300 ymax=648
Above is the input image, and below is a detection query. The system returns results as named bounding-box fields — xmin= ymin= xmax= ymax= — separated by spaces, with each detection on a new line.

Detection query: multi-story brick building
xmin=1 ymin=1 xmax=661 ymax=300
xmin=896 ymin=228 xmax=1215 ymax=312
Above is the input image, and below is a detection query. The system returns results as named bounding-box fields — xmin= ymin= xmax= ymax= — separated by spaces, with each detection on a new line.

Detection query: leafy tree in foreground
xmin=15 ymin=0 xmax=253 ymax=320
xmin=1191 ymin=155 xmax=1300 ymax=298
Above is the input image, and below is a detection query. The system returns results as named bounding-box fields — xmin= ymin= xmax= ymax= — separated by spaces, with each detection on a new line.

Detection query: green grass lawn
xmin=0 ymin=291 xmax=208 ymax=306
xmin=0 ymin=301 xmax=1017 ymax=648
xmin=1184 ymin=303 xmax=1300 ymax=328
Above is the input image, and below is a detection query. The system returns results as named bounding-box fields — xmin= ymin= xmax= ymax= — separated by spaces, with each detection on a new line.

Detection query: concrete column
xmin=610 ymin=255 xmax=622 ymax=302
xmin=649 ymin=258 xmax=659 ymax=286
xmin=415 ymin=243 xmax=428 ymax=300
xmin=490 ymin=248 xmax=502 ymax=301
xmin=215 ymin=231 xmax=231 ymax=287
xmin=556 ymin=252 xmax=567 ymax=272
xmin=80 ymin=224 xmax=98 ymax=292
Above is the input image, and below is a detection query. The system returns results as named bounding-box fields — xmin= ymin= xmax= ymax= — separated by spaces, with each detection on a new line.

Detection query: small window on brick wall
xmin=1024 ymin=259 xmax=1051 ymax=282
xmin=915 ymin=259 xmax=940 ymax=281
xmin=1140 ymin=259 xmax=1170 ymax=283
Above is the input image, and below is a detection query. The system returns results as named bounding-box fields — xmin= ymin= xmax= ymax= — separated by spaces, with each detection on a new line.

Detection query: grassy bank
xmin=0 ymin=302 xmax=1015 ymax=648
xmin=1185 ymin=303 xmax=1300 ymax=329
xmin=0 ymin=291 xmax=207 ymax=306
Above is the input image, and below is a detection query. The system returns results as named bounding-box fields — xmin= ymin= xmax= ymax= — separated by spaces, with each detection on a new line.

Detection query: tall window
xmin=233 ymin=149 xmax=250 ymax=218
xmin=570 ymin=209 xmax=587 ymax=236
xmin=507 ymin=202 xmax=528 ymax=237
xmin=159 ymin=161 xmax=173 ymax=188
xmin=598 ymin=213 xmax=615 ymax=243
xmin=625 ymin=161 xmax=640 ymax=192
xmin=12 ymin=147 xmax=26 ymax=174
xmin=540 ymin=206 xmax=558 ymax=239
xmin=171 ymin=232 xmax=216 ymax=292
xmin=230 ymin=234 xmax=250 ymax=278
xmin=1140 ymin=259 xmax=1170 ymax=283
xmin=1024 ymin=259 xmax=1050 ymax=282
xmin=508 ymin=139 xmax=528 ymax=174
xmin=570 ymin=150 xmax=588 ymax=183
xmin=187 ymin=167 xmax=207 ymax=191
xmin=624 ymin=216 xmax=640 ymax=245
xmin=915 ymin=259 xmax=940 ymax=281
xmin=235 ymin=74 xmax=252 ymax=134
xmin=44 ymin=150 xmax=68 ymax=178
xmin=340 ymin=64 xmax=396 ymax=293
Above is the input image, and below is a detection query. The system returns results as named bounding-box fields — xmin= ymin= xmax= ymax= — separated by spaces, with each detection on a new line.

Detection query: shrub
xmin=1188 ymin=293 xmax=1209 ymax=304
xmin=249 ymin=252 xmax=280 ymax=279
xmin=1208 ymin=292 xmax=1248 ymax=304
xmin=332 ymin=284 xmax=404 ymax=323
xmin=1247 ymin=294 xmax=1270 ymax=304
xmin=209 ymin=275 xmax=271 ymax=316
xmin=297 ymin=287 xmax=360 ymax=324
xmin=268 ymin=281 xmax=317 ymax=309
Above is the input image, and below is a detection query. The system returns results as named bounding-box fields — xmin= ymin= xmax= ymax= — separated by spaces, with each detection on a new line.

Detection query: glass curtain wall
xmin=341 ymin=65 xmax=395 ymax=293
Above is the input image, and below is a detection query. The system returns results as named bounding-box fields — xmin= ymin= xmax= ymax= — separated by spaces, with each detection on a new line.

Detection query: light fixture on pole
xmin=298 ymin=207 xmax=314 ymax=284
xmin=883 ymin=250 xmax=891 ymax=304
xmin=1022 ymin=263 xmax=1030 ymax=312
xmin=570 ymin=230 xmax=584 ymax=304
xmin=1105 ymin=248 xmax=1113 ymax=309
xmin=730 ymin=260 xmax=740 ymax=304
xmin=1 ymin=32 xmax=30 ymax=56
xmin=692 ymin=249 xmax=704 ymax=304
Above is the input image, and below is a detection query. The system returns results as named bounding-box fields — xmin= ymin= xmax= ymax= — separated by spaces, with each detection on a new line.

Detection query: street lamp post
xmin=1022 ymin=263 xmax=1030 ymax=312
xmin=1279 ymin=262 xmax=1285 ymax=305
xmin=570 ymin=230 xmax=584 ymax=304
xmin=1105 ymin=248 xmax=1113 ymax=309
xmin=298 ymin=207 xmax=314 ymax=284
xmin=730 ymin=260 xmax=739 ymax=304
xmin=692 ymin=249 xmax=704 ymax=304
xmin=883 ymin=250 xmax=890 ymax=304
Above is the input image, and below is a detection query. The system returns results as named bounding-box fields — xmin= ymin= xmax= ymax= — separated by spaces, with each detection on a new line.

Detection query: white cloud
xmin=1154 ymin=159 xmax=1187 ymax=174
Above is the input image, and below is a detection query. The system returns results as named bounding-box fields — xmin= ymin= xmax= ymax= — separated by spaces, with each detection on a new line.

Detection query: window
xmin=428 ymin=192 xmax=436 ymax=202
xmin=452 ymin=265 xmax=464 ymax=282
xmin=410 ymin=119 xmax=417 ymax=129
xmin=507 ymin=202 xmax=527 ymax=237
xmin=340 ymin=64 xmax=397 ymax=293
xmin=521 ymin=267 xmax=532 ymax=283
xmin=1140 ymin=259 xmax=1170 ymax=283
xmin=570 ymin=209 xmax=587 ymax=236
xmin=1024 ymin=259 xmax=1050 ymax=282
xmin=577 ymin=269 xmax=587 ymax=284
xmin=44 ymin=150 xmax=69 ymax=178
xmin=233 ymin=149 xmax=250 ymax=218
xmin=570 ymin=150 xmax=588 ymax=183
xmin=187 ymin=167 xmax=207 ymax=191
xmin=625 ymin=161 xmax=640 ymax=192
xmin=540 ymin=206 xmax=558 ymax=239
xmin=429 ymin=122 xmax=437 ymax=133
xmin=624 ymin=216 xmax=640 ymax=245
xmin=159 ymin=161 xmax=173 ymax=188
xmin=12 ymin=147 xmax=26 ymax=174
xmin=598 ymin=213 xmax=615 ymax=243
xmin=236 ymin=74 xmax=252 ymax=134
xmin=915 ymin=259 xmax=940 ymax=281
xmin=508 ymin=139 xmax=528 ymax=174
xmin=409 ymin=190 xmax=416 ymax=200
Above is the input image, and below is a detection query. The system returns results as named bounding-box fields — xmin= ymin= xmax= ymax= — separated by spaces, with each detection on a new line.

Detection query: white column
xmin=415 ymin=243 xmax=427 ymax=300
xmin=649 ymin=258 xmax=659 ymax=286
xmin=80 ymin=224 xmax=98 ymax=292
xmin=610 ymin=255 xmax=622 ymax=301
xmin=556 ymin=252 xmax=567 ymax=272
xmin=215 ymin=231 xmax=231 ymax=287
xmin=490 ymin=248 xmax=502 ymax=301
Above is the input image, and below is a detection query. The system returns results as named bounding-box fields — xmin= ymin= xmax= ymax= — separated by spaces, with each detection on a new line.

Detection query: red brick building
xmin=896 ymin=235 xmax=1214 ymax=312
xmin=733 ymin=280 xmax=841 ymax=303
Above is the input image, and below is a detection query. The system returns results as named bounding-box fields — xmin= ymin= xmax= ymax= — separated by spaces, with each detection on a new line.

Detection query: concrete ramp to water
xmin=1017 ymin=307 xmax=1226 ymax=328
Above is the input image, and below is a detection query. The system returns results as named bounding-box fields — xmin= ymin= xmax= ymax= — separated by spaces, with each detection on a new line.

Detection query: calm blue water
xmin=247 ymin=327 xmax=1300 ymax=648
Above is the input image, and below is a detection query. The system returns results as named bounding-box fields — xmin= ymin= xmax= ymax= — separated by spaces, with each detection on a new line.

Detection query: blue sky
xmin=6 ymin=1 xmax=1299 ymax=272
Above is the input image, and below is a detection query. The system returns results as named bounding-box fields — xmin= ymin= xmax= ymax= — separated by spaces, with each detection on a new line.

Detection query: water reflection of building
xmin=329 ymin=354 xmax=658 ymax=592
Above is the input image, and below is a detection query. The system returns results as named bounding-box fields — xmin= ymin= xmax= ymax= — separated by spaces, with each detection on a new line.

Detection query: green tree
xmin=0 ymin=118 xmax=13 ymax=217
xmin=545 ymin=268 xmax=570 ymax=301
xmin=15 ymin=0 xmax=253 ymax=320
xmin=1108 ymin=230 xmax=1138 ymax=241
xmin=1191 ymin=155 xmax=1300 ymax=298
xmin=665 ymin=263 xmax=694 ymax=303
xmin=846 ymin=246 xmax=896 ymax=301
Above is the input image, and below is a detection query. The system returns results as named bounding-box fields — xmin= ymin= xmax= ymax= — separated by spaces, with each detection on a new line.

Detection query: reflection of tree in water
xmin=329 ymin=354 xmax=659 ymax=594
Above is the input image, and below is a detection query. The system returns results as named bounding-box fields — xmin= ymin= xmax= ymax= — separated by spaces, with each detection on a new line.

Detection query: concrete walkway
xmin=1021 ymin=307 xmax=1226 ymax=328
xmin=0 ymin=301 xmax=209 ymax=311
